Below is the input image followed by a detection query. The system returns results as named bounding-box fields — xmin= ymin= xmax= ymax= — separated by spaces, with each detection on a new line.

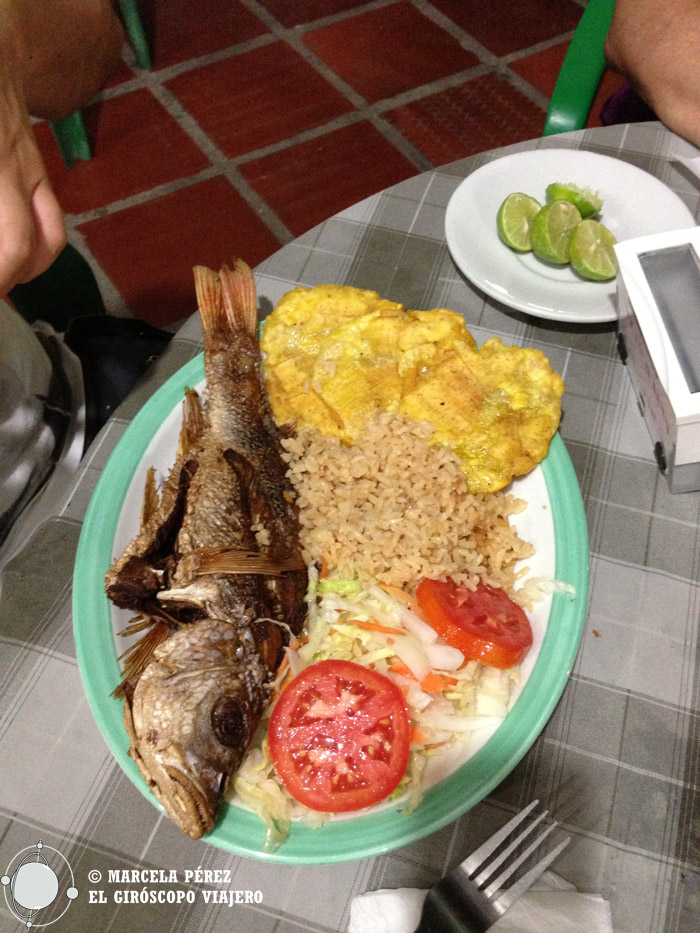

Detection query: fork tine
xmin=472 ymin=810 xmax=548 ymax=887
xmin=493 ymin=835 xmax=571 ymax=915
xmin=482 ymin=820 xmax=557 ymax=897
xmin=415 ymin=804 xmax=570 ymax=933
xmin=462 ymin=799 xmax=540 ymax=875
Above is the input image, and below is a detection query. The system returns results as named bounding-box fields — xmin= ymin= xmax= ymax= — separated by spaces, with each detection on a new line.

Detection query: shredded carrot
xmin=389 ymin=659 xmax=456 ymax=694
xmin=354 ymin=618 xmax=402 ymax=636
xmin=389 ymin=658 xmax=415 ymax=679
xmin=378 ymin=582 xmax=425 ymax=619
xmin=318 ymin=557 xmax=329 ymax=579
xmin=410 ymin=727 xmax=429 ymax=744
xmin=420 ymin=672 xmax=458 ymax=694
xmin=275 ymin=640 xmax=301 ymax=677
xmin=272 ymin=639 xmax=306 ymax=696
xmin=269 ymin=668 xmax=293 ymax=704
xmin=424 ymin=741 xmax=448 ymax=750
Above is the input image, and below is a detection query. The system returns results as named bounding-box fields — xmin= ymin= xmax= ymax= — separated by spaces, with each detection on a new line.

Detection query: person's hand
xmin=0 ymin=70 xmax=67 ymax=295
xmin=605 ymin=0 xmax=700 ymax=147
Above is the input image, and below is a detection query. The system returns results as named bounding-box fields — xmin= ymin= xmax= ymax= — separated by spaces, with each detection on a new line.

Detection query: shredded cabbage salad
xmin=232 ymin=566 xmax=521 ymax=852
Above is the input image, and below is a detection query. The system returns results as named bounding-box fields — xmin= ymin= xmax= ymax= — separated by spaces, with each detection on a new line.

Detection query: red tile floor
xmin=32 ymin=0 xmax=626 ymax=329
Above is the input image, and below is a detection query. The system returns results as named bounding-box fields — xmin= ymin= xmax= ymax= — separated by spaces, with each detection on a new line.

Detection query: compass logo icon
xmin=1 ymin=840 xmax=78 ymax=928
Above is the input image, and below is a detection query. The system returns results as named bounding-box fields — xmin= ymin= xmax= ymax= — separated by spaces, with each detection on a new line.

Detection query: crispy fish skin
xmin=172 ymin=445 xmax=254 ymax=557
xmin=113 ymin=260 xmax=308 ymax=839
xmin=124 ymin=618 xmax=265 ymax=839
xmin=109 ymin=261 xmax=307 ymax=650
xmin=105 ymin=389 xmax=205 ymax=611
xmin=174 ymin=262 xmax=308 ymax=645
xmin=196 ymin=262 xmax=273 ymax=459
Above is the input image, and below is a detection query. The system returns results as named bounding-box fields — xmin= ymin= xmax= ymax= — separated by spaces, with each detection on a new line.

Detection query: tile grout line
xmin=55 ymin=0 xmax=584 ymax=322
xmin=240 ymin=0 xmax=437 ymax=171
xmin=64 ymin=33 xmax=576 ymax=232
xmin=64 ymin=0 xmax=579 ymax=201
xmin=140 ymin=81 xmax=295 ymax=243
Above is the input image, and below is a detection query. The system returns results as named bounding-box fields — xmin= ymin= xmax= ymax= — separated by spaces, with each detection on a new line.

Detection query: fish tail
xmin=194 ymin=264 xmax=226 ymax=354
xmin=220 ymin=258 xmax=258 ymax=339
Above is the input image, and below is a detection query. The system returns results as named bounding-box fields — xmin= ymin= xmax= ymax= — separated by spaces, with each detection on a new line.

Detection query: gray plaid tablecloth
xmin=2 ymin=123 xmax=699 ymax=933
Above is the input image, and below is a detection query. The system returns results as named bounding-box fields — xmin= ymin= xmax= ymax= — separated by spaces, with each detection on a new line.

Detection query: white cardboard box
xmin=615 ymin=226 xmax=700 ymax=493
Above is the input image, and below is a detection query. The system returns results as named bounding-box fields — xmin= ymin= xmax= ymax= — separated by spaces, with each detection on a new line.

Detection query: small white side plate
xmin=445 ymin=148 xmax=696 ymax=323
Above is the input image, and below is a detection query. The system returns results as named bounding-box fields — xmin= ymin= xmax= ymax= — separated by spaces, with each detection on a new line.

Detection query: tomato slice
xmin=267 ymin=659 xmax=411 ymax=812
xmin=415 ymin=579 xmax=533 ymax=669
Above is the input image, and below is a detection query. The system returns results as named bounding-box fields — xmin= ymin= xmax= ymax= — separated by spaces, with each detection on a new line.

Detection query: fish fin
xmin=112 ymin=618 xmax=171 ymax=699
xmin=194 ymin=264 xmax=224 ymax=351
xmin=178 ymin=388 xmax=204 ymax=456
xmin=220 ymin=259 xmax=258 ymax=339
xmin=140 ymin=467 xmax=160 ymax=528
xmin=193 ymin=546 xmax=305 ymax=576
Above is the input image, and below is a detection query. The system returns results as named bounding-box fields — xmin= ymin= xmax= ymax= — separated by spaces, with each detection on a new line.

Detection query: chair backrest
xmin=542 ymin=0 xmax=615 ymax=136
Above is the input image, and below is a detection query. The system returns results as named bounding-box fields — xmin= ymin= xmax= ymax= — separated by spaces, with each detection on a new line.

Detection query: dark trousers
xmin=9 ymin=244 xmax=172 ymax=449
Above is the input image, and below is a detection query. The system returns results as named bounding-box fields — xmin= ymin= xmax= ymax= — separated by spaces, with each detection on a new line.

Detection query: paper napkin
xmin=348 ymin=871 xmax=613 ymax=933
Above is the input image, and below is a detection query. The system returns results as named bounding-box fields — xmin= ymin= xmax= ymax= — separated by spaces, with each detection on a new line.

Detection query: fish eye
xmin=211 ymin=696 xmax=249 ymax=747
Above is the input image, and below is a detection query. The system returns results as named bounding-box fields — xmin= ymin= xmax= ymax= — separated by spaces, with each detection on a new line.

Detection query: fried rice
xmin=280 ymin=413 xmax=534 ymax=596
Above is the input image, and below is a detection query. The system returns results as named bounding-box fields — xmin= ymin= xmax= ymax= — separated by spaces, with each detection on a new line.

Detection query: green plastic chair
xmin=119 ymin=0 xmax=151 ymax=72
xmin=50 ymin=0 xmax=151 ymax=167
xmin=542 ymin=0 xmax=615 ymax=136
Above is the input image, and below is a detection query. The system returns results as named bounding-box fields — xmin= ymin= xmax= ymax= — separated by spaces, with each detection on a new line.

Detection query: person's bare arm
xmin=605 ymin=0 xmax=700 ymax=146
xmin=0 ymin=57 xmax=66 ymax=292
xmin=0 ymin=0 xmax=123 ymax=295
xmin=9 ymin=0 xmax=125 ymax=120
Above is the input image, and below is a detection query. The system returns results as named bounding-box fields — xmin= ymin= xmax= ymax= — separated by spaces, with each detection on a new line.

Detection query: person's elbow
xmin=20 ymin=2 xmax=126 ymax=120
xmin=650 ymin=92 xmax=700 ymax=150
xmin=0 ymin=188 xmax=67 ymax=295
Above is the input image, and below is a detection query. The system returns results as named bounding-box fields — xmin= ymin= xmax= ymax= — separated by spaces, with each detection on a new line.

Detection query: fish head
xmin=124 ymin=619 xmax=266 ymax=839
xmin=122 ymin=715 xmax=218 ymax=838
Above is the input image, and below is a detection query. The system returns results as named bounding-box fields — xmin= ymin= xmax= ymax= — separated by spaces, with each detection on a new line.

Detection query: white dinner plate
xmin=73 ymin=354 xmax=588 ymax=863
xmin=444 ymin=148 xmax=696 ymax=323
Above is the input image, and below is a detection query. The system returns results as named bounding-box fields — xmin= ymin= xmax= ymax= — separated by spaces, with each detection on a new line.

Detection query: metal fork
xmin=413 ymin=800 xmax=570 ymax=932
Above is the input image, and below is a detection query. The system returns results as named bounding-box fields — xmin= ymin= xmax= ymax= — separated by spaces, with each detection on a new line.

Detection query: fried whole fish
xmin=108 ymin=260 xmax=307 ymax=838
xmin=155 ymin=264 xmax=307 ymax=667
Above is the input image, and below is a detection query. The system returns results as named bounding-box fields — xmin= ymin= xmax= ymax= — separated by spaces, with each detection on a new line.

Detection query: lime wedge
xmin=529 ymin=201 xmax=582 ymax=264
xmin=568 ymin=219 xmax=618 ymax=280
xmin=497 ymin=192 xmax=542 ymax=251
xmin=545 ymin=182 xmax=603 ymax=218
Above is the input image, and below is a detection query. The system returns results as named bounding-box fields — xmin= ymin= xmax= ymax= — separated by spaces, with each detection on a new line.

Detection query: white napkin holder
xmin=615 ymin=226 xmax=700 ymax=493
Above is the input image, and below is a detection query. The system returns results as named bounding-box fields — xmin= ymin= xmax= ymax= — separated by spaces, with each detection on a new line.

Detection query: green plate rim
xmin=73 ymin=352 xmax=589 ymax=864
